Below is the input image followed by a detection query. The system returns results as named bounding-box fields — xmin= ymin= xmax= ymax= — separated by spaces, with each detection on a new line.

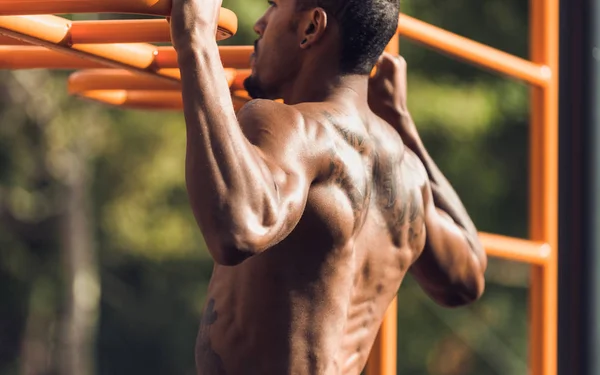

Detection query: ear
xmin=299 ymin=8 xmax=328 ymax=49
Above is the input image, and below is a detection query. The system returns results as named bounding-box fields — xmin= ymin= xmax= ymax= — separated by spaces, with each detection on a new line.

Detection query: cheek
xmin=265 ymin=35 xmax=299 ymax=70
xmin=259 ymin=51 xmax=297 ymax=86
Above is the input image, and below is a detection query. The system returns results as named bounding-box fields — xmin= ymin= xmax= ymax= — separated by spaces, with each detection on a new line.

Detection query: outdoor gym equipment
xmin=0 ymin=0 xmax=560 ymax=374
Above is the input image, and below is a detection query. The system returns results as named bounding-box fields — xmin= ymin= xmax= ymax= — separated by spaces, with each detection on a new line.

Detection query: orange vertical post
xmin=365 ymin=35 xmax=400 ymax=375
xmin=528 ymin=0 xmax=559 ymax=372
xmin=365 ymin=300 xmax=398 ymax=375
xmin=386 ymin=34 xmax=400 ymax=55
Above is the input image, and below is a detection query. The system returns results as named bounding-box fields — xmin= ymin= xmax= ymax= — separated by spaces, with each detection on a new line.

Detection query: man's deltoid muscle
xmin=169 ymin=0 xmax=488 ymax=373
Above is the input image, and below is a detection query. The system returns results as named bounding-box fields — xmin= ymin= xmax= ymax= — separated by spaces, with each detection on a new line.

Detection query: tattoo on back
xmin=371 ymin=144 xmax=425 ymax=248
xmin=322 ymin=111 xmax=370 ymax=230
xmin=324 ymin=111 xmax=368 ymax=153
xmin=196 ymin=299 xmax=227 ymax=375
xmin=321 ymin=109 xmax=425 ymax=248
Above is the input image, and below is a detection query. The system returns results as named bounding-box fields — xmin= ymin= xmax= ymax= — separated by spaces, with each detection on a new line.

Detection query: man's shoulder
xmin=237 ymin=99 xmax=330 ymax=141
xmin=238 ymin=99 xmax=302 ymax=125
xmin=237 ymin=100 xmax=333 ymax=178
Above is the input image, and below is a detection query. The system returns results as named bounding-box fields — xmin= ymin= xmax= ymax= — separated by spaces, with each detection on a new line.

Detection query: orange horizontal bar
xmin=69 ymin=19 xmax=207 ymax=44
xmin=0 ymin=11 xmax=236 ymax=44
xmin=0 ymin=14 xmax=236 ymax=43
xmin=479 ymin=232 xmax=550 ymax=265
xmin=0 ymin=15 xmax=72 ymax=45
xmin=78 ymin=90 xmax=184 ymax=110
xmin=68 ymin=69 xmax=182 ymax=92
xmin=0 ymin=45 xmax=252 ymax=70
xmin=398 ymin=14 xmax=550 ymax=87
xmin=0 ymin=15 xmax=162 ymax=71
xmin=1 ymin=0 xmax=168 ymax=16
xmin=0 ymin=15 xmax=172 ymax=81
xmin=67 ymin=68 xmax=252 ymax=111
xmin=67 ymin=68 xmax=248 ymax=93
xmin=232 ymin=89 xmax=252 ymax=101
xmin=76 ymin=89 xmax=251 ymax=112
xmin=0 ymin=46 xmax=104 ymax=68
xmin=154 ymin=46 xmax=252 ymax=70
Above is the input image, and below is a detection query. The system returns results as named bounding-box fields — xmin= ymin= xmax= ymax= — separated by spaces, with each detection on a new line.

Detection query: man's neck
xmin=281 ymin=64 xmax=370 ymax=106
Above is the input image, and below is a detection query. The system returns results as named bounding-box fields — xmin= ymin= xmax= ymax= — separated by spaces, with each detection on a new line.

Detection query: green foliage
xmin=0 ymin=0 xmax=534 ymax=373
xmin=92 ymin=109 xmax=206 ymax=260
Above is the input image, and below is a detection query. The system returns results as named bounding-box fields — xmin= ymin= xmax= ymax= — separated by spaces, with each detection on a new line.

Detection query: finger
xmin=379 ymin=52 xmax=396 ymax=65
xmin=389 ymin=54 xmax=406 ymax=68
xmin=397 ymin=55 xmax=407 ymax=71
xmin=390 ymin=55 xmax=407 ymax=81
xmin=400 ymin=57 xmax=408 ymax=81
xmin=370 ymin=54 xmax=388 ymax=79
xmin=377 ymin=54 xmax=397 ymax=76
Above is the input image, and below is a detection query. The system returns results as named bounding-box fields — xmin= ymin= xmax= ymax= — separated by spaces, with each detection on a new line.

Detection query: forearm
xmin=385 ymin=111 xmax=483 ymax=254
xmin=176 ymin=35 xmax=278 ymax=255
xmin=409 ymin=130 xmax=479 ymax=240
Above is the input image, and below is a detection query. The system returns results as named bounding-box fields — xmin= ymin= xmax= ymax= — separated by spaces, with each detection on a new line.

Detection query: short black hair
xmin=296 ymin=0 xmax=399 ymax=75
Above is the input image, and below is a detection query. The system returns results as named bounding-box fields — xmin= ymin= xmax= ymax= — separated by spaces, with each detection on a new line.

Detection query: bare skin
xmin=169 ymin=0 xmax=488 ymax=374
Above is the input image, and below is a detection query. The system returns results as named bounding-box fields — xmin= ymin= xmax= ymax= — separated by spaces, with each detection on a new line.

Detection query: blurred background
xmin=0 ymin=0 xmax=532 ymax=374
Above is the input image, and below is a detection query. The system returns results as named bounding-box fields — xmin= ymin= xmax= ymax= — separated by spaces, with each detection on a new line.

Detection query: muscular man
xmin=169 ymin=0 xmax=488 ymax=373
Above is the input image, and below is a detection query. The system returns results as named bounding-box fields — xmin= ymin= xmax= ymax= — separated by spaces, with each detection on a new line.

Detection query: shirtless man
xmin=169 ymin=0 xmax=488 ymax=373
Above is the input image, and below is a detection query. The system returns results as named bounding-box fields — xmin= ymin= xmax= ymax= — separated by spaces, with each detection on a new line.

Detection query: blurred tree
xmin=0 ymin=69 xmax=106 ymax=375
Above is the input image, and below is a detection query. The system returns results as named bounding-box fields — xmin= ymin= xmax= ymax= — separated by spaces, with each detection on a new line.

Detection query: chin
xmin=243 ymin=74 xmax=271 ymax=100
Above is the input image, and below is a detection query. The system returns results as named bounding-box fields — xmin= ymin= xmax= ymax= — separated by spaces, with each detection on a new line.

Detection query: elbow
xmin=203 ymin=203 xmax=279 ymax=266
xmin=205 ymin=228 xmax=266 ymax=267
xmin=439 ymin=273 xmax=486 ymax=308
xmin=442 ymin=242 xmax=487 ymax=307
xmin=208 ymin=239 xmax=255 ymax=266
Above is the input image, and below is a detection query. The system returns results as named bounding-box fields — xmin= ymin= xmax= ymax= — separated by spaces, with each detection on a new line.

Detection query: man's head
xmin=244 ymin=0 xmax=400 ymax=100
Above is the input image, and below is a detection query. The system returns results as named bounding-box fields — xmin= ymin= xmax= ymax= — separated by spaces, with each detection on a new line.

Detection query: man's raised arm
xmin=408 ymin=131 xmax=487 ymax=307
xmin=368 ymin=53 xmax=487 ymax=307
xmin=170 ymin=0 xmax=321 ymax=265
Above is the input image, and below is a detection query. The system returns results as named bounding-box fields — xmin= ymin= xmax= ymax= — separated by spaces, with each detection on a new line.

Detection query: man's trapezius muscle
xmin=169 ymin=0 xmax=488 ymax=374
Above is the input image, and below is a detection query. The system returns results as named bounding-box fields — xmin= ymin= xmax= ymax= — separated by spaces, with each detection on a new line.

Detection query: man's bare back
xmin=168 ymin=0 xmax=487 ymax=373
xmin=195 ymin=102 xmax=433 ymax=374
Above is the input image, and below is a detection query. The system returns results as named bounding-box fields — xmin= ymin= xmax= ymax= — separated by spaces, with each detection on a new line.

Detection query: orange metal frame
xmin=0 ymin=1 xmax=558 ymax=374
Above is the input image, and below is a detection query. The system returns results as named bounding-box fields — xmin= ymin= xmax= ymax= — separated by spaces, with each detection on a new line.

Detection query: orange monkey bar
xmin=76 ymin=90 xmax=184 ymax=110
xmin=69 ymin=69 xmax=184 ymax=92
xmin=67 ymin=68 xmax=249 ymax=92
xmin=71 ymin=90 xmax=251 ymax=111
xmin=66 ymin=68 xmax=251 ymax=111
xmin=0 ymin=16 xmax=173 ymax=81
xmin=0 ymin=46 xmax=252 ymax=70
xmin=0 ymin=14 xmax=237 ymax=45
xmin=0 ymin=46 xmax=104 ymax=69
xmin=0 ymin=18 xmax=233 ymax=44
xmin=1 ymin=0 xmax=172 ymax=16
xmin=0 ymin=14 xmax=236 ymax=81
xmin=0 ymin=43 xmax=253 ymax=69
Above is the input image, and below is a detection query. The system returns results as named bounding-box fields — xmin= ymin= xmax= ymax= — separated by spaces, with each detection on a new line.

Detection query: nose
xmin=253 ymin=13 xmax=267 ymax=36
